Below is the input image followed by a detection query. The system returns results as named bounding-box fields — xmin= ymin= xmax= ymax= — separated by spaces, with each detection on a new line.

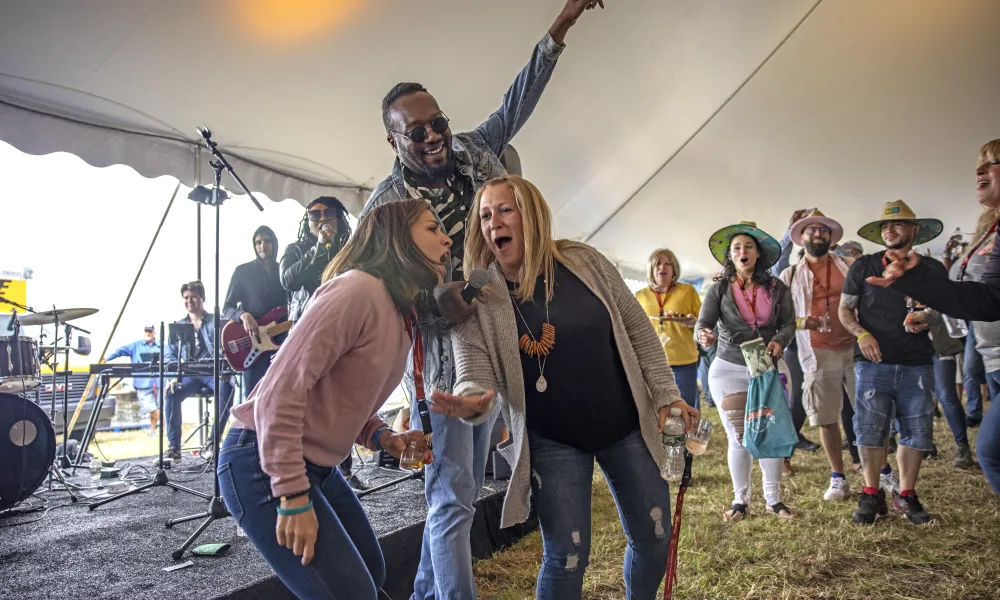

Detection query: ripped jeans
xmin=528 ymin=428 xmax=671 ymax=600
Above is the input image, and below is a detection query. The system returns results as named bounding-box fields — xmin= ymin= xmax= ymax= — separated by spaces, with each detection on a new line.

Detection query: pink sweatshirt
xmin=230 ymin=269 xmax=412 ymax=497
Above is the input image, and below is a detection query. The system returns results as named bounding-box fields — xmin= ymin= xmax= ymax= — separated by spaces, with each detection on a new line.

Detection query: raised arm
xmin=474 ymin=0 xmax=604 ymax=157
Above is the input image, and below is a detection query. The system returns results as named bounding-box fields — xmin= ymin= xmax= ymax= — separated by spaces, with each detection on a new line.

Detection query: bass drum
xmin=0 ymin=393 xmax=55 ymax=511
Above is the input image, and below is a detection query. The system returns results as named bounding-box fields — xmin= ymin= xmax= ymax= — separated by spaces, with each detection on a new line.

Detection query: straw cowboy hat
xmin=708 ymin=221 xmax=782 ymax=270
xmin=857 ymin=199 xmax=943 ymax=246
xmin=789 ymin=209 xmax=844 ymax=245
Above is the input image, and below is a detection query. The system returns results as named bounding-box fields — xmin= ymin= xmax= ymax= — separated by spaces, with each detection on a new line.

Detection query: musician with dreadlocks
xmin=280 ymin=197 xmax=352 ymax=322
xmin=280 ymin=196 xmax=363 ymax=490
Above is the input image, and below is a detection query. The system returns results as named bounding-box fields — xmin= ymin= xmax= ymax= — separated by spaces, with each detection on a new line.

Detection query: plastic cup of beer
xmin=686 ymin=419 xmax=713 ymax=455
xmin=399 ymin=438 xmax=423 ymax=471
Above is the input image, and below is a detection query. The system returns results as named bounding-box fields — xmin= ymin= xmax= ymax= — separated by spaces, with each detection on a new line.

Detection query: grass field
xmin=472 ymin=409 xmax=1000 ymax=600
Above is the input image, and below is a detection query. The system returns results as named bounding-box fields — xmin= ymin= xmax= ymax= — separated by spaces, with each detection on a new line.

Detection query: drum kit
xmin=1 ymin=298 xmax=98 ymax=512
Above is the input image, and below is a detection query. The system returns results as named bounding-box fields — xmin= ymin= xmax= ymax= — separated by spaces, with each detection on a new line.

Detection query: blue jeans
xmin=165 ymin=375 xmax=233 ymax=451
xmin=977 ymin=374 xmax=1000 ymax=495
xmin=932 ymin=355 xmax=968 ymax=446
xmin=964 ymin=324 xmax=986 ymax=420
xmin=853 ymin=362 xmax=934 ymax=451
xmin=411 ymin=402 xmax=499 ymax=600
xmin=671 ymin=362 xmax=699 ymax=410
xmin=218 ymin=429 xmax=384 ymax=599
xmin=529 ymin=429 xmax=671 ymax=600
xmin=698 ymin=354 xmax=714 ymax=407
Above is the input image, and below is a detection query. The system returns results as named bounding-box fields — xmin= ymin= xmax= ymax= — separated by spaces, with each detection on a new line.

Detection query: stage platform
xmin=0 ymin=454 xmax=536 ymax=600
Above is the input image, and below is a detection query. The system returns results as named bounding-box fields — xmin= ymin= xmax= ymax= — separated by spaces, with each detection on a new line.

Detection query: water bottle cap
xmin=670 ymin=406 xmax=681 ymax=417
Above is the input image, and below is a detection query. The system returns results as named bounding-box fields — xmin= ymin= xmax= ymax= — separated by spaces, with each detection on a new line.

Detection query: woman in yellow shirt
xmin=634 ymin=248 xmax=703 ymax=408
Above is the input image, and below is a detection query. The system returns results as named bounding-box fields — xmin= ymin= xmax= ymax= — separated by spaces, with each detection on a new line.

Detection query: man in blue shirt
xmin=106 ymin=325 xmax=161 ymax=434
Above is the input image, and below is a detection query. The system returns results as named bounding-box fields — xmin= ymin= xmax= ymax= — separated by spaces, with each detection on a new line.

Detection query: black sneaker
xmin=347 ymin=475 xmax=369 ymax=492
xmin=796 ymin=435 xmax=821 ymax=453
xmin=164 ymin=448 xmax=182 ymax=461
xmin=924 ymin=442 xmax=939 ymax=460
xmin=968 ymin=416 xmax=982 ymax=428
xmin=893 ymin=491 xmax=933 ymax=524
xmin=852 ymin=489 xmax=888 ymax=525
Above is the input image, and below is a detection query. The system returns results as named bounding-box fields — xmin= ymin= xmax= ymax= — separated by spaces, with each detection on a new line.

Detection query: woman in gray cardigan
xmin=695 ymin=222 xmax=797 ymax=521
xmin=429 ymin=175 xmax=698 ymax=600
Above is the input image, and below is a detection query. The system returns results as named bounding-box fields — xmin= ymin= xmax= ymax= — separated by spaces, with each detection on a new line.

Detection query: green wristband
xmin=276 ymin=500 xmax=313 ymax=516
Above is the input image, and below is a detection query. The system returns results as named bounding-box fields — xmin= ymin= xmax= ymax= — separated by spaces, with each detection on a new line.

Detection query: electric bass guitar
xmin=221 ymin=306 xmax=292 ymax=371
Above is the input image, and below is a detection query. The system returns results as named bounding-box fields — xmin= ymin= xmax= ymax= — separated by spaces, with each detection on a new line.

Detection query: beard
xmin=804 ymin=240 xmax=831 ymax=257
xmin=884 ymin=235 xmax=912 ymax=250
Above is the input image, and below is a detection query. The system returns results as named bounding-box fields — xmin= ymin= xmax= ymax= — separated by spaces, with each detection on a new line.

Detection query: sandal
xmin=767 ymin=502 xmax=797 ymax=519
xmin=723 ymin=503 xmax=748 ymax=522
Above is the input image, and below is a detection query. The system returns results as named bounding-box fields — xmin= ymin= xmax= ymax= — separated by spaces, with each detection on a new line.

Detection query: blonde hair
xmin=975 ymin=139 xmax=1000 ymax=240
xmin=647 ymin=248 xmax=681 ymax=289
xmin=464 ymin=175 xmax=572 ymax=303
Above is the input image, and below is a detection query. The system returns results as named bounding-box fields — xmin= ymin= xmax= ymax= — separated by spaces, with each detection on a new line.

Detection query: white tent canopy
xmin=2 ymin=0 xmax=998 ymax=278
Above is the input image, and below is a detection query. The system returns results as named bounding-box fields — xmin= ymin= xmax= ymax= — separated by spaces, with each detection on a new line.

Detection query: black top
xmin=894 ymin=228 xmax=1000 ymax=322
xmin=509 ymin=262 xmax=638 ymax=452
xmin=843 ymin=252 xmax=947 ymax=366
xmin=223 ymin=260 xmax=286 ymax=322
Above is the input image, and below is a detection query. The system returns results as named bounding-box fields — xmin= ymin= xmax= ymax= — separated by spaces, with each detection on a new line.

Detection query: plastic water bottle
xmin=90 ymin=458 xmax=103 ymax=480
xmin=661 ymin=407 xmax=686 ymax=483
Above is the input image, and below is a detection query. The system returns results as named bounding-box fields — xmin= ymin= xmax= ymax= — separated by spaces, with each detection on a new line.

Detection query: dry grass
xmin=92 ymin=424 xmax=204 ymax=461
xmin=473 ymin=409 xmax=1000 ymax=600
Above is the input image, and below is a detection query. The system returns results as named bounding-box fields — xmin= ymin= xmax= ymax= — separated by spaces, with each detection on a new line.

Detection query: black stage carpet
xmin=0 ymin=454 xmax=535 ymax=600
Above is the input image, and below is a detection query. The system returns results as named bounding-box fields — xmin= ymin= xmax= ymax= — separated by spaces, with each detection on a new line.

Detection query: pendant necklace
xmin=511 ymin=289 xmax=555 ymax=393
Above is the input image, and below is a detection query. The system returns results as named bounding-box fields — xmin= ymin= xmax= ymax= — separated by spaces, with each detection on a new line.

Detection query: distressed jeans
xmin=979 ymin=372 xmax=1000 ymax=495
xmin=853 ymin=362 xmax=934 ymax=451
xmin=411 ymin=402 xmax=499 ymax=600
xmin=528 ymin=428 xmax=671 ymax=600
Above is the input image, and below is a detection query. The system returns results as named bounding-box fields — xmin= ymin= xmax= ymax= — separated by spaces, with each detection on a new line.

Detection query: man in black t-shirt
xmin=839 ymin=200 xmax=945 ymax=526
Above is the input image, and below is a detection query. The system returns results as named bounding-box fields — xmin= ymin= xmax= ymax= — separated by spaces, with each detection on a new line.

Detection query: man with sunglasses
xmin=223 ymin=225 xmax=285 ymax=402
xmin=280 ymin=197 xmax=352 ymax=322
xmin=361 ymin=2 xmax=605 ymax=598
xmin=779 ymin=210 xmax=860 ymax=503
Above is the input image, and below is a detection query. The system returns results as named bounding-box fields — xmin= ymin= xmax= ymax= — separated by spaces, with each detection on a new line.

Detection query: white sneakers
xmin=823 ymin=476 xmax=850 ymax=501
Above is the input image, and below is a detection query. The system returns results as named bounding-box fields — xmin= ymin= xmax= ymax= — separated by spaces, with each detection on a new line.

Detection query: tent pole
xmin=64 ymin=181 xmax=182 ymax=439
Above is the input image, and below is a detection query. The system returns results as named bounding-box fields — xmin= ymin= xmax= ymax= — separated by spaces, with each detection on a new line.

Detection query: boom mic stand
xmin=88 ymin=321 xmax=210 ymax=511
xmin=165 ymin=125 xmax=263 ymax=560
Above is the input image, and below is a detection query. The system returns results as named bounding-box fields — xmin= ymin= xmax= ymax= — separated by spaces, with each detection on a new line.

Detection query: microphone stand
xmin=165 ymin=126 xmax=263 ymax=560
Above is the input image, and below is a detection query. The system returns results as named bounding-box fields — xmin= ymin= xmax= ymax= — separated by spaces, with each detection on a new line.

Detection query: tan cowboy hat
xmin=857 ymin=199 xmax=943 ymax=246
xmin=708 ymin=221 xmax=782 ymax=270
xmin=789 ymin=209 xmax=844 ymax=245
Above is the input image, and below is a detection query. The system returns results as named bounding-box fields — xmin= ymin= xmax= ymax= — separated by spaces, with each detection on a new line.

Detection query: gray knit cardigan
xmin=451 ymin=241 xmax=683 ymax=528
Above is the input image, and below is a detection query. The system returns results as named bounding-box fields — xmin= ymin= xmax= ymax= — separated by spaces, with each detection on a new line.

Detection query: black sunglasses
xmin=308 ymin=208 xmax=340 ymax=221
xmin=394 ymin=115 xmax=450 ymax=144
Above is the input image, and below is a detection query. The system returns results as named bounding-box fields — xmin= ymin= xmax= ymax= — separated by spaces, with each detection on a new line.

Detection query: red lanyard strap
xmin=405 ymin=313 xmax=432 ymax=435
xmin=654 ymin=288 xmax=669 ymax=317
xmin=737 ymin=279 xmax=760 ymax=331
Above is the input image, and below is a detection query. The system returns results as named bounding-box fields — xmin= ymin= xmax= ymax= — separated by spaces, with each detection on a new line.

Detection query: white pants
xmin=708 ymin=357 xmax=787 ymax=507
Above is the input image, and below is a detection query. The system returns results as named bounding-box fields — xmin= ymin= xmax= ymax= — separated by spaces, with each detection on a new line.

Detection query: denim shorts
xmin=853 ymin=361 xmax=934 ymax=451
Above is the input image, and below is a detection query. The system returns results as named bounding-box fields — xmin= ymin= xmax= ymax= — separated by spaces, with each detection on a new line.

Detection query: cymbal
xmin=19 ymin=308 xmax=99 ymax=326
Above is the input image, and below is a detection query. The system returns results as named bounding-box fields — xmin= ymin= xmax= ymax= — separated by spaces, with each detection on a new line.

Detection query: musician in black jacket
xmin=278 ymin=196 xmax=362 ymax=488
xmin=223 ymin=225 xmax=286 ymax=402
xmin=279 ymin=197 xmax=351 ymax=322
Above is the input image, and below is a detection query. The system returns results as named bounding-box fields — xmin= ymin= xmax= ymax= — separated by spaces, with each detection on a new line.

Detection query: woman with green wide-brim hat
xmin=695 ymin=220 xmax=798 ymax=521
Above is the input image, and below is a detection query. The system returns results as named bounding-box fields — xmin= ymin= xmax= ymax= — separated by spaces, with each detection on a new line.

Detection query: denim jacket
xmin=164 ymin=312 xmax=220 ymax=364
xmin=361 ymin=33 xmax=564 ymax=400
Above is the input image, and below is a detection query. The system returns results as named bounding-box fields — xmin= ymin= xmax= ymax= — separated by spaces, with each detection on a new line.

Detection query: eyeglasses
xmin=308 ymin=208 xmax=340 ymax=221
xmin=392 ymin=115 xmax=450 ymax=144
xmin=804 ymin=226 xmax=832 ymax=235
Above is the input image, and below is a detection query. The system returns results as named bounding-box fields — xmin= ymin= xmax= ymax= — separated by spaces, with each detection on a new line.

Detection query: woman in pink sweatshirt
xmin=219 ymin=199 xmax=451 ymax=600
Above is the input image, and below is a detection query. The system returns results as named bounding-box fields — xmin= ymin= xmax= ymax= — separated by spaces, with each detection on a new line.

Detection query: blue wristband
xmin=372 ymin=426 xmax=392 ymax=452
xmin=276 ymin=501 xmax=313 ymax=516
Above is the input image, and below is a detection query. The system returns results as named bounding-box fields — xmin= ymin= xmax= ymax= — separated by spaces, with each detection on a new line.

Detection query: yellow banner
xmin=0 ymin=278 xmax=27 ymax=313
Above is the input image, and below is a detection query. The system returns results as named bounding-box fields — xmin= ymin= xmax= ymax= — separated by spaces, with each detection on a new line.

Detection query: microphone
xmin=196 ymin=125 xmax=212 ymax=140
xmin=319 ymin=223 xmax=333 ymax=251
xmin=461 ymin=268 xmax=489 ymax=304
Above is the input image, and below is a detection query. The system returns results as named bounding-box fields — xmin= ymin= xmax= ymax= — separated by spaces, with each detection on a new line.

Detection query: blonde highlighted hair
xmin=975 ymin=139 xmax=1000 ymax=239
xmin=464 ymin=175 xmax=573 ymax=303
xmin=647 ymin=248 xmax=681 ymax=289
